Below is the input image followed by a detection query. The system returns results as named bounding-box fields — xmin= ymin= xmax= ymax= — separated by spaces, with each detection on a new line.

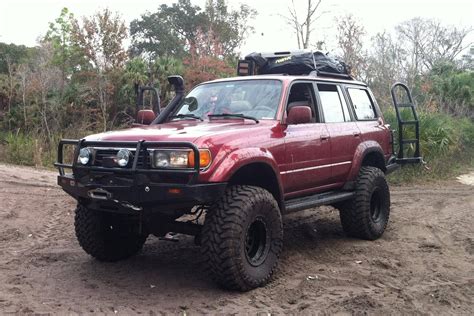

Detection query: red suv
xmin=56 ymin=58 xmax=419 ymax=291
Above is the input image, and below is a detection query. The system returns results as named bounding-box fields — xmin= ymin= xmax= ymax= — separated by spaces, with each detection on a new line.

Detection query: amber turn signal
xmin=188 ymin=149 xmax=211 ymax=168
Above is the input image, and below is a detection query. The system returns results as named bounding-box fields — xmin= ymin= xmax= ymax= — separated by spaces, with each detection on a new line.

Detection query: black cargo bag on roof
xmin=244 ymin=51 xmax=351 ymax=76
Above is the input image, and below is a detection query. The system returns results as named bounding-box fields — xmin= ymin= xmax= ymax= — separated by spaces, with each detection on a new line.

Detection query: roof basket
xmin=237 ymin=50 xmax=353 ymax=80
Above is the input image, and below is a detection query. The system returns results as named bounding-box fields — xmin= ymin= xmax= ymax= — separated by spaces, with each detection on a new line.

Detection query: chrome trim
xmin=280 ymin=161 xmax=352 ymax=175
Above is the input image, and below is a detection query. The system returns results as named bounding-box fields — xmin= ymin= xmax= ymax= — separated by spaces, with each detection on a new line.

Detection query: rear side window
xmin=348 ymin=88 xmax=376 ymax=120
xmin=317 ymin=83 xmax=350 ymax=123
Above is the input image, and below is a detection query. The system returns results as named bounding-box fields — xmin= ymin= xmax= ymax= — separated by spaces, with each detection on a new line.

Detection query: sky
xmin=0 ymin=0 xmax=473 ymax=56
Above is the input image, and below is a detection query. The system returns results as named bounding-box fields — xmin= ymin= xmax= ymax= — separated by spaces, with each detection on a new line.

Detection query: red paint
xmin=84 ymin=75 xmax=393 ymax=198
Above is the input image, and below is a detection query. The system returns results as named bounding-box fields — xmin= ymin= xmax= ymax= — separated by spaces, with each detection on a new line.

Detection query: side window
xmin=287 ymin=82 xmax=319 ymax=122
xmin=338 ymin=86 xmax=352 ymax=121
xmin=348 ymin=88 xmax=376 ymax=120
xmin=317 ymin=83 xmax=349 ymax=123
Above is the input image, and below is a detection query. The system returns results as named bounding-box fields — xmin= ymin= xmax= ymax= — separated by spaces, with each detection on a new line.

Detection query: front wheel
xmin=201 ymin=185 xmax=283 ymax=291
xmin=75 ymin=205 xmax=147 ymax=262
xmin=339 ymin=166 xmax=390 ymax=240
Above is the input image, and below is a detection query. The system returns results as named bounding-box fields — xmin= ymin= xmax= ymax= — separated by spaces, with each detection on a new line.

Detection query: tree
xmin=71 ymin=9 xmax=128 ymax=131
xmin=0 ymin=43 xmax=33 ymax=74
xmin=200 ymin=0 xmax=256 ymax=57
xmin=0 ymin=43 xmax=34 ymax=119
xmin=429 ymin=62 xmax=474 ymax=117
xmin=129 ymin=4 xmax=189 ymax=58
xmin=130 ymin=0 xmax=256 ymax=59
xmin=460 ymin=45 xmax=474 ymax=70
xmin=282 ymin=0 xmax=324 ymax=49
xmin=71 ymin=9 xmax=127 ymax=71
xmin=336 ymin=14 xmax=366 ymax=78
xmin=396 ymin=18 xmax=472 ymax=74
xmin=364 ymin=31 xmax=406 ymax=106
xmin=28 ymin=42 xmax=62 ymax=142
xmin=152 ymin=56 xmax=184 ymax=104
xmin=183 ymin=52 xmax=233 ymax=90
xmin=43 ymin=8 xmax=80 ymax=92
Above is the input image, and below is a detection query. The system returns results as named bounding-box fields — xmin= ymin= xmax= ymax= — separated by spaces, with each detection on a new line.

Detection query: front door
xmin=281 ymin=82 xmax=332 ymax=196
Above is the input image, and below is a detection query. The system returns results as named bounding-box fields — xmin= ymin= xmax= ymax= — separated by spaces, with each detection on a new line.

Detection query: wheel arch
xmin=227 ymin=162 xmax=284 ymax=209
xmin=347 ymin=141 xmax=386 ymax=181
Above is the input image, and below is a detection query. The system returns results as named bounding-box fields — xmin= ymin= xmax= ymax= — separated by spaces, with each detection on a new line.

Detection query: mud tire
xmin=75 ymin=205 xmax=147 ymax=262
xmin=201 ymin=185 xmax=283 ymax=291
xmin=339 ymin=166 xmax=390 ymax=240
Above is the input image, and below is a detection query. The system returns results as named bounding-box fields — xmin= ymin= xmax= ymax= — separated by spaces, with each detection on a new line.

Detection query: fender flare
xmin=208 ymin=147 xmax=284 ymax=202
xmin=347 ymin=141 xmax=386 ymax=181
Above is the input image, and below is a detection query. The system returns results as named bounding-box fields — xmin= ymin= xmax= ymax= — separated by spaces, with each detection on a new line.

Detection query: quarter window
xmin=348 ymin=88 xmax=376 ymax=120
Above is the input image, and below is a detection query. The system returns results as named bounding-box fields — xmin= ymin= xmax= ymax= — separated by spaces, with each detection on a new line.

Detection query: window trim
xmin=283 ymin=80 xmax=321 ymax=124
xmin=346 ymin=87 xmax=378 ymax=121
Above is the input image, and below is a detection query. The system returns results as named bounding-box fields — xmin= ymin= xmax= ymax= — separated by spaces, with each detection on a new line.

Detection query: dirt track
xmin=0 ymin=163 xmax=473 ymax=314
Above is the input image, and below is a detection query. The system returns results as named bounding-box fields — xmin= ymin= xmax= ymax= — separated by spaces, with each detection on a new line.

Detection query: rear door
xmin=346 ymin=87 xmax=391 ymax=157
xmin=314 ymin=82 xmax=361 ymax=184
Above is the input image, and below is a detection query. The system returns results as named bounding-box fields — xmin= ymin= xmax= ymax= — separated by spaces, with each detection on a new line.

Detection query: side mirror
xmin=287 ymin=105 xmax=312 ymax=125
xmin=136 ymin=109 xmax=156 ymax=125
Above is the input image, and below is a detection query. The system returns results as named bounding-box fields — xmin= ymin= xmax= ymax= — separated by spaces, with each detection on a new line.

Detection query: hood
xmin=84 ymin=120 xmax=277 ymax=145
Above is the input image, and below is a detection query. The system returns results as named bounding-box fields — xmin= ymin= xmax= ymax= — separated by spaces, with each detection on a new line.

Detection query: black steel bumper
xmin=58 ymin=174 xmax=227 ymax=207
xmin=55 ymin=139 xmax=227 ymax=210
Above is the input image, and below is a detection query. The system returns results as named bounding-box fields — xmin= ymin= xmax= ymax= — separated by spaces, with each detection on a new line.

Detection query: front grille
xmin=93 ymin=149 xmax=150 ymax=168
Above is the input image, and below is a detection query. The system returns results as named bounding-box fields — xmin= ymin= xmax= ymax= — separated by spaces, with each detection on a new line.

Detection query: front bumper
xmin=55 ymin=139 xmax=227 ymax=212
xmin=58 ymin=174 xmax=227 ymax=208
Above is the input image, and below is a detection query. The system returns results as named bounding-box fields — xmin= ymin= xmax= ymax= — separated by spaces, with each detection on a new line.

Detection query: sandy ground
xmin=0 ymin=163 xmax=473 ymax=315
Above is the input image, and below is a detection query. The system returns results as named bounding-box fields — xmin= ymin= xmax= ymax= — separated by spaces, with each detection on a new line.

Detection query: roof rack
xmin=237 ymin=50 xmax=353 ymax=80
xmin=311 ymin=70 xmax=353 ymax=80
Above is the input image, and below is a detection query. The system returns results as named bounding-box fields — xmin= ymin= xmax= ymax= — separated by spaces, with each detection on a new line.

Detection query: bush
xmin=0 ymin=132 xmax=58 ymax=167
xmin=384 ymin=109 xmax=474 ymax=183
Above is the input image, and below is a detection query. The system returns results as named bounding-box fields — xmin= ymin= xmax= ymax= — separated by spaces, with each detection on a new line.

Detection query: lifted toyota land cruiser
xmin=55 ymin=51 xmax=421 ymax=291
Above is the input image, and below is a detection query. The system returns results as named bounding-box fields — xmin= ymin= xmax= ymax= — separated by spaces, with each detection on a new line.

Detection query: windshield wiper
xmin=208 ymin=113 xmax=259 ymax=123
xmin=169 ymin=114 xmax=203 ymax=121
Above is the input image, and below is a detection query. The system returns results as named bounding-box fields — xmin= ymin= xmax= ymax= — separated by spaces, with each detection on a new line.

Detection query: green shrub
xmin=0 ymin=132 xmax=57 ymax=167
xmin=384 ymin=109 xmax=474 ymax=183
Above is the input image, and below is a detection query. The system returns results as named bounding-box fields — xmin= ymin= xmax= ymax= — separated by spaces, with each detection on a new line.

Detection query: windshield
xmin=171 ymin=79 xmax=282 ymax=121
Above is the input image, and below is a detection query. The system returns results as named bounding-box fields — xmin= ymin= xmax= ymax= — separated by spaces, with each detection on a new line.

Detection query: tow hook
xmin=118 ymin=201 xmax=143 ymax=211
xmin=87 ymin=188 xmax=142 ymax=211
xmin=87 ymin=188 xmax=112 ymax=200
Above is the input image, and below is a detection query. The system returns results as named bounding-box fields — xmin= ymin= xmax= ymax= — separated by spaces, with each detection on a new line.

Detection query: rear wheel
xmin=75 ymin=205 xmax=147 ymax=262
xmin=339 ymin=166 xmax=390 ymax=240
xmin=201 ymin=185 xmax=283 ymax=291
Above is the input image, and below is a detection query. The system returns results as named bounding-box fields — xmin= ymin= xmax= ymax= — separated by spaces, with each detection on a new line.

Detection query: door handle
xmin=353 ymin=132 xmax=361 ymax=137
xmin=320 ymin=135 xmax=330 ymax=141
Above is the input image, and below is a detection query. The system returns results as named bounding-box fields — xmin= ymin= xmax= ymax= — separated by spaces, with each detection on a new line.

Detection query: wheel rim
xmin=370 ymin=188 xmax=383 ymax=222
xmin=245 ymin=217 xmax=268 ymax=266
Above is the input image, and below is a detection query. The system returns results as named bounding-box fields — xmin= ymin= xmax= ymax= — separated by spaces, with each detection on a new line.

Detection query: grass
xmin=0 ymin=131 xmax=61 ymax=169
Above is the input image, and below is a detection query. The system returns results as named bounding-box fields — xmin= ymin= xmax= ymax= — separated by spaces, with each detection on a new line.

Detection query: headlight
xmin=78 ymin=148 xmax=92 ymax=165
xmin=154 ymin=151 xmax=170 ymax=167
xmin=152 ymin=149 xmax=211 ymax=168
xmin=116 ymin=149 xmax=131 ymax=167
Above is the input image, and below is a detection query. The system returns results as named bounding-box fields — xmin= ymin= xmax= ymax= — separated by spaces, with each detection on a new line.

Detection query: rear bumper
xmin=385 ymin=155 xmax=400 ymax=175
xmin=385 ymin=163 xmax=400 ymax=175
xmin=58 ymin=174 xmax=227 ymax=209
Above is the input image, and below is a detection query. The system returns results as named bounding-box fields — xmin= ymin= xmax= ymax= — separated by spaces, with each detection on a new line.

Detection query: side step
xmin=285 ymin=191 xmax=355 ymax=213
